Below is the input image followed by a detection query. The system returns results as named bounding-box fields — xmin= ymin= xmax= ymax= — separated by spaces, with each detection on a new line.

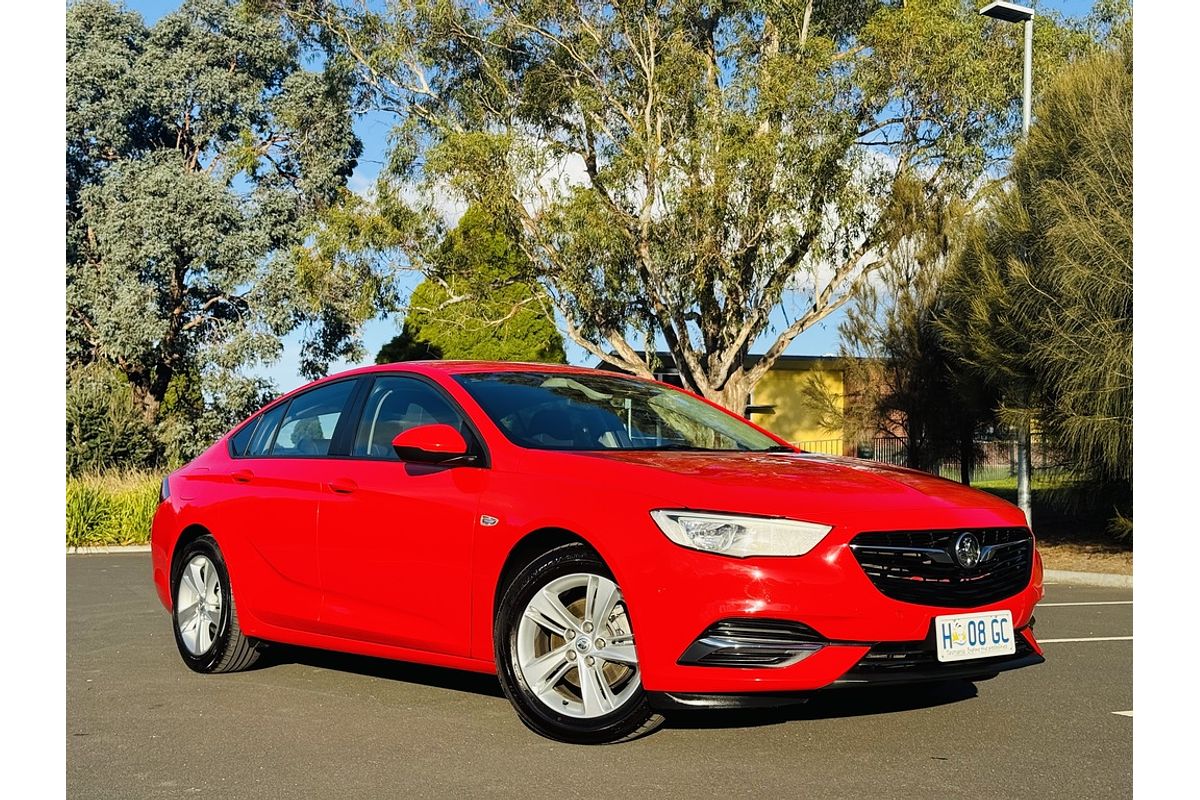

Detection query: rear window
xmin=228 ymin=417 xmax=258 ymax=457
xmin=270 ymin=380 xmax=356 ymax=457
xmin=244 ymin=403 xmax=286 ymax=457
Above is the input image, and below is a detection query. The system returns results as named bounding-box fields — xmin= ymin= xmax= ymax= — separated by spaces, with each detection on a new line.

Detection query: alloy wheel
xmin=515 ymin=572 xmax=641 ymax=718
xmin=176 ymin=554 xmax=223 ymax=656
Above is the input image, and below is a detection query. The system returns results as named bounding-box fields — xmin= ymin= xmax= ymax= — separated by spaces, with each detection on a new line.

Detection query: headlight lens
xmin=650 ymin=510 xmax=832 ymax=558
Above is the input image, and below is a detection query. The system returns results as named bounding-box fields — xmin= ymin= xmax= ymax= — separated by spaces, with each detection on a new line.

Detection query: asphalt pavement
xmin=67 ymin=554 xmax=1132 ymax=799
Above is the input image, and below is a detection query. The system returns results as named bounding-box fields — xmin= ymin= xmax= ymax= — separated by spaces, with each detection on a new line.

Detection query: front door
xmin=316 ymin=375 xmax=486 ymax=656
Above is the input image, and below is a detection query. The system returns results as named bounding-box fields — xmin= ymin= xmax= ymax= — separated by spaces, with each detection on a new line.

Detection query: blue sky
xmin=119 ymin=0 xmax=1101 ymax=391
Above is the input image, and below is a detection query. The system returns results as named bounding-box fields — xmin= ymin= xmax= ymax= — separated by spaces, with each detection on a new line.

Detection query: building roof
xmin=594 ymin=351 xmax=850 ymax=373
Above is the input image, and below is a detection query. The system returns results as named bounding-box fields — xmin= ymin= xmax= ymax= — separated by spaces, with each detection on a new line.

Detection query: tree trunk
xmin=958 ymin=430 xmax=974 ymax=486
xmin=127 ymin=377 xmax=162 ymax=422
xmin=905 ymin=422 xmax=923 ymax=471
xmin=706 ymin=372 xmax=751 ymax=419
xmin=122 ymin=362 xmax=169 ymax=423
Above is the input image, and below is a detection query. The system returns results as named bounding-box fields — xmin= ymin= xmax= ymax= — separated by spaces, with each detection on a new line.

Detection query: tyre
xmin=494 ymin=542 xmax=664 ymax=744
xmin=171 ymin=534 xmax=261 ymax=674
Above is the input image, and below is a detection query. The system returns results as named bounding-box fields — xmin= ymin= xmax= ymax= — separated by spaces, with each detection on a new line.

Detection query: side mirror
xmin=392 ymin=424 xmax=474 ymax=465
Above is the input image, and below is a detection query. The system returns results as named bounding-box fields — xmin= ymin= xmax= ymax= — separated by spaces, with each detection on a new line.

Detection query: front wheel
xmin=494 ymin=542 xmax=664 ymax=744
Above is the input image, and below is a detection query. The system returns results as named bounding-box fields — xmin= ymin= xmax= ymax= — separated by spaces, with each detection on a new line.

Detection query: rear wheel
xmin=495 ymin=542 xmax=663 ymax=744
xmin=171 ymin=535 xmax=260 ymax=673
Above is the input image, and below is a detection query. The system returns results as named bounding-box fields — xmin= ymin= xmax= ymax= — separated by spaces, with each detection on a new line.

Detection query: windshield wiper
xmin=632 ymin=444 xmax=718 ymax=451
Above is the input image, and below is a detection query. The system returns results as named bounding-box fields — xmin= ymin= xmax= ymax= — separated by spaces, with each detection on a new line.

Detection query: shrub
xmin=66 ymin=472 xmax=160 ymax=548
xmin=67 ymin=365 xmax=160 ymax=475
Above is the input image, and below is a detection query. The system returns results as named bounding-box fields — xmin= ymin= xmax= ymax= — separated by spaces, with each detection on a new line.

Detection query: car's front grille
xmin=849 ymin=527 xmax=1033 ymax=607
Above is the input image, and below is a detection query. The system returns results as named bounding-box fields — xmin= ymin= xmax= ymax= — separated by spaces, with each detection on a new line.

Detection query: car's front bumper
xmin=617 ymin=521 xmax=1045 ymax=696
xmin=645 ymin=623 xmax=1045 ymax=712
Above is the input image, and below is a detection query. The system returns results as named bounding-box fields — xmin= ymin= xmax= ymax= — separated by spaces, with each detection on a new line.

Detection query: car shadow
xmin=664 ymin=680 xmax=981 ymax=731
xmin=259 ymin=644 xmax=506 ymax=700
xmin=252 ymin=645 xmax=980 ymax=732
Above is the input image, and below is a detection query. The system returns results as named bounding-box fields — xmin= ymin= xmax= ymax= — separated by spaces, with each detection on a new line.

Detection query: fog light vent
xmin=678 ymin=619 xmax=827 ymax=668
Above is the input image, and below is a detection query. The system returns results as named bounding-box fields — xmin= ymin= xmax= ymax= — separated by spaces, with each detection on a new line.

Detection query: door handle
xmin=328 ymin=478 xmax=357 ymax=494
xmin=231 ymin=469 xmax=253 ymax=484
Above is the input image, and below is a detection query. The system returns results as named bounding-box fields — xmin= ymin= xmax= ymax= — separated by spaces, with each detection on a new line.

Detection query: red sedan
xmin=151 ymin=361 xmax=1044 ymax=743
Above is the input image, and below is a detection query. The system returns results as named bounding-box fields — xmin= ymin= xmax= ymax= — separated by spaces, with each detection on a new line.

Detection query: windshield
xmin=455 ymin=371 xmax=787 ymax=452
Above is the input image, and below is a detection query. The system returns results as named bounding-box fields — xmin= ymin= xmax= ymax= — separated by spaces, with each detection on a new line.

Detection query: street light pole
xmin=979 ymin=1 xmax=1035 ymax=527
xmin=1023 ymin=13 xmax=1033 ymax=135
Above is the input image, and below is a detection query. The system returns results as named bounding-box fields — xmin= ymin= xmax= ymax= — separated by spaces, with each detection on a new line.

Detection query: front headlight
xmin=649 ymin=510 xmax=832 ymax=558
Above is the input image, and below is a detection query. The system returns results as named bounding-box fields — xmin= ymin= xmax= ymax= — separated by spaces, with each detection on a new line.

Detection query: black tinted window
xmin=245 ymin=403 xmax=286 ymax=457
xmin=229 ymin=417 xmax=258 ymax=456
xmin=271 ymin=381 xmax=356 ymax=457
xmin=353 ymin=377 xmax=465 ymax=458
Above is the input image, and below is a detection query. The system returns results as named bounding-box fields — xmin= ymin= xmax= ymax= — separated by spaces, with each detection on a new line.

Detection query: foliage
xmin=810 ymin=170 xmax=1000 ymax=479
xmin=156 ymin=370 xmax=276 ymax=466
xmin=272 ymin=0 xmax=1091 ymax=410
xmin=376 ymin=325 xmax=443 ymax=363
xmin=940 ymin=41 xmax=1132 ymax=530
xmin=379 ymin=206 xmax=566 ymax=363
xmin=812 ymin=3 xmax=1129 ymax=484
xmin=66 ymin=471 xmax=161 ymax=547
xmin=67 ymin=0 xmax=376 ymax=461
xmin=67 ymin=364 xmax=160 ymax=475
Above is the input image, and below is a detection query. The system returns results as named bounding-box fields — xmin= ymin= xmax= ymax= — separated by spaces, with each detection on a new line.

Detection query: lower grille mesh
xmin=845 ymin=628 xmax=1035 ymax=676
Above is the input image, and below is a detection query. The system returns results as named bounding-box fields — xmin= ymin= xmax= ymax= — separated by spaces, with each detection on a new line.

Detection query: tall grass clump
xmin=66 ymin=472 xmax=160 ymax=548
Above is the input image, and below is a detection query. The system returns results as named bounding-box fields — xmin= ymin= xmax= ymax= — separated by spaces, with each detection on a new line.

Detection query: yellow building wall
xmin=747 ymin=365 xmax=845 ymax=448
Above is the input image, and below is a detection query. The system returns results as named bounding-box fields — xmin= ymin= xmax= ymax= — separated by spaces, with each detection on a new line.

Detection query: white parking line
xmin=1112 ymin=710 xmax=1133 ymax=717
xmin=1039 ymin=601 xmax=1132 ymax=607
xmin=1038 ymin=636 xmax=1133 ymax=643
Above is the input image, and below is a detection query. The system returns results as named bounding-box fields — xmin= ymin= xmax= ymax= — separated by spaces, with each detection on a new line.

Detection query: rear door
xmin=218 ymin=378 xmax=360 ymax=631
xmin=316 ymin=374 xmax=487 ymax=656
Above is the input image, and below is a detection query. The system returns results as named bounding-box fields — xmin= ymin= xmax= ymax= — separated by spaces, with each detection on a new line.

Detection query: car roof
xmin=229 ymin=361 xmax=657 ymax=438
xmin=280 ymin=361 xmax=610 ymax=397
xmin=386 ymin=360 xmax=601 ymax=375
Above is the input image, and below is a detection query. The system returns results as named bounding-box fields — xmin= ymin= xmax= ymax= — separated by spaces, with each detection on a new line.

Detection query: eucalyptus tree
xmin=274 ymin=0 xmax=1084 ymax=410
xmin=67 ymin=0 xmax=379 ymax=454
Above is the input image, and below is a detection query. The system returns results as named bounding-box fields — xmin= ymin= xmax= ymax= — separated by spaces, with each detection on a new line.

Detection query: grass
xmin=971 ymin=475 xmax=1128 ymax=543
xmin=66 ymin=471 xmax=160 ymax=548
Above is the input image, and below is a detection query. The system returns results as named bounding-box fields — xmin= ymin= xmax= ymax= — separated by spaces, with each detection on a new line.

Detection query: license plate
xmin=935 ymin=610 xmax=1016 ymax=662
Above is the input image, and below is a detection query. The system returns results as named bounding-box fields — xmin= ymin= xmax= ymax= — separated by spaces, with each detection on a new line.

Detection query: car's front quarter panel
xmin=467 ymin=464 xmax=667 ymax=663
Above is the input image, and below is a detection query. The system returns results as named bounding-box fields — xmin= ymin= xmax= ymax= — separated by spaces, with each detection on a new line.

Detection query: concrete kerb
xmin=1042 ymin=569 xmax=1132 ymax=588
xmin=67 ymin=545 xmax=152 ymax=554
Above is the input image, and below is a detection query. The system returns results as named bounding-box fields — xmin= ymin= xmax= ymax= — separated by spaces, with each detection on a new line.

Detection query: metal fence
xmin=794 ymin=435 xmax=1063 ymax=485
xmin=792 ymin=438 xmax=845 ymax=456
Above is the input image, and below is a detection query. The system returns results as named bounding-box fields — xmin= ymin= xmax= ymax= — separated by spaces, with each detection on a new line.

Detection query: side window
xmin=228 ymin=417 xmax=259 ymax=457
xmin=244 ymin=403 xmax=287 ymax=457
xmin=271 ymin=381 xmax=356 ymax=457
xmin=353 ymin=377 xmax=467 ymax=459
